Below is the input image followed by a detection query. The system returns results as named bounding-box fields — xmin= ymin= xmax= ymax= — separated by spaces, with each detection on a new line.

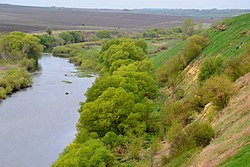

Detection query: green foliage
xmin=224 ymin=43 xmax=250 ymax=81
xmin=170 ymin=122 xmax=214 ymax=157
xmin=182 ymin=18 xmax=195 ymax=36
xmin=142 ymin=27 xmax=183 ymax=39
xmin=53 ymin=139 xmax=114 ymax=167
xmin=36 ymin=34 xmax=57 ymax=50
xmin=0 ymin=87 xmax=7 ymax=99
xmin=52 ymin=43 xmax=101 ymax=72
xmin=0 ymin=68 xmax=32 ymax=99
xmin=59 ymin=32 xmax=73 ymax=44
xmin=45 ymin=27 xmax=53 ymax=35
xmin=166 ymin=120 xmax=183 ymax=142
xmin=100 ymin=39 xmax=145 ymax=72
xmin=102 ymin=132 xmax=124 ymax=149
xmin=198 ymin=54 xmax=224 ymax=82
xmin=162 ymin=147 xmax=200 ymax=167
xmin=199 ymin=43 xmax=250 ymax=83
xmin=0 ymin=32 xmax=43 ymax=61
xmin=96 ymin=30 xmax=112 ymax=39
xmin=200 ymin=75 xmax=237 ymax=109
xmin=18 ymin=57 xmax=36 ymax=70
xmin=79 ymin=87 xmax=147 ymax=137
xmin=157 ymin=35 xmax=207 ymax=86
xmin=85 ymin=59 xmax=157 ymax=102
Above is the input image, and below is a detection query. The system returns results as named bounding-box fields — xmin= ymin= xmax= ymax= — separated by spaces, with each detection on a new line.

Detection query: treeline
xmin=142 ymin=18 xmax=203 ymax=40
xmin=36 ymin=28 xmax=130 ymax=52
xmin=52 ymin=42 xmax=101 ymax=73
xmin=53 ymin=38 xmax=158 ymax=166
xmin=0 ymin=32 xmax=43 ymax=99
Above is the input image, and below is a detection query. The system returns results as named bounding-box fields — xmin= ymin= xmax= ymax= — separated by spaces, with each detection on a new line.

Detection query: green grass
xmin=162 ymin=148 xmax=201 ymax=167
xmin=149 ymin=39 xmax=185 ymax=68
xmin=154 ymin=13 xmax=250 ymax=70
xmin=200 ymin=14 xmax=250 ymax=58
xmin=220 ymin=143 xmax=250 ymax=167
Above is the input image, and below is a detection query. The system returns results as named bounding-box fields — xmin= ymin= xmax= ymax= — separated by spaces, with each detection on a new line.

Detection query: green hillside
xmin=154 ymin=13 xmax=250 ymax=167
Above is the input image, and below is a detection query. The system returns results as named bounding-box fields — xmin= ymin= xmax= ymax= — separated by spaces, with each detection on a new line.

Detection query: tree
xmin=100 ymin=39 xmax=145 ymax=72
xmin=79 ymin=87 xmax=147 ymax=137
xmin=0 ymin=32 xmax=43 ymax=61
xmin=45 ymin=27 xmax=53 ymax=35
xmin=59 ymin=32 xmax=73 ymax=44
xmin=182 ymin=18 xmax=195 ymax=36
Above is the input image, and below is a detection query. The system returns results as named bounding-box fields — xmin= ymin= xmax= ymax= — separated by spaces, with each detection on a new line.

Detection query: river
xmin=0 ymin=54 xmax=96 ymax=167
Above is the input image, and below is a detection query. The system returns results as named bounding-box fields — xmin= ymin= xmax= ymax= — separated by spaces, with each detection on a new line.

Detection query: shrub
xmin=200 ymin=75 xmax=237 ymax=109
xmin=157 ymin=35 xmax=207 ymax=86
xmin=96 ymin=30 xmax=112 ymax=39
xmin=198 ymin=54 xmax=224 ymax=83
xmin=18 ymin=57 xmax=36 ymax=70
xmin=102 ymin=132 xmax=124 ymax=149
xmin=89 ymin=147 xmax=115 ymax=167
xmin=170 ymin=122 xmax=214 ymax=157
xmin=53 ymin=139 xmax=114 ymax=167
xmin=224 ymin=43 xmax=250 ymax=81
xmin=0 ymin=87 xmax=7 ymax=99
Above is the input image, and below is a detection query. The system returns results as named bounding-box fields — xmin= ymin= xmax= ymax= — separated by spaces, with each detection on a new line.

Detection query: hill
xmin=154 ymin=13 xmax=250 ymax=167
xmin=133 ymin=9 xmax=250 ymax=19
xmin=0 ymin=4 xmax=213 ymax=33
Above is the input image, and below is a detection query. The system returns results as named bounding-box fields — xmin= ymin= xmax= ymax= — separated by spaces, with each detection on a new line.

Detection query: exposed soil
xmin=0 ymin=4 xmax=214 ymax=33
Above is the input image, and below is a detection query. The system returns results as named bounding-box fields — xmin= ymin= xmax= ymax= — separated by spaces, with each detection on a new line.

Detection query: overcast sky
xmin=1 ymin=0 xmax=250 ymax=9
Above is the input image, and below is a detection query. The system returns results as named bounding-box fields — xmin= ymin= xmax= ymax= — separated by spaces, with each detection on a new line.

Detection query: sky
xmin=1 ymin=0 xmax=250 ymax=9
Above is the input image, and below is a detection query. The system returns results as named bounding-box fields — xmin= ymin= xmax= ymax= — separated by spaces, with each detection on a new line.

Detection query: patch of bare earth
xmin=151 ymin=140 xmax=171 ymax=167
xmin=189 ymin=72 xmax=250 ymax=167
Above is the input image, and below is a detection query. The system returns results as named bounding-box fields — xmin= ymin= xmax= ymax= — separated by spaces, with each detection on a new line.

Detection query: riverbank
xmin=0 ymin=58 xmax=36 ymax=99
xmin=0 ymin=54 xmax=96 ymax=166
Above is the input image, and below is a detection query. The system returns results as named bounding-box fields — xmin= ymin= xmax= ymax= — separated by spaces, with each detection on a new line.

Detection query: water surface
xmin=0 ymin=54 xmax=95 ymax=167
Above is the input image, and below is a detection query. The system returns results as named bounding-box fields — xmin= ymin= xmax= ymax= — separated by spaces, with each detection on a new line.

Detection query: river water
xmin=0 ymin=54 xmax=96 ymax=167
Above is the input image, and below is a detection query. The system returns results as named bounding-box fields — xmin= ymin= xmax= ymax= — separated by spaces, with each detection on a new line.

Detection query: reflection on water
xmin=0 ymin=54 xmax=96 ymax=167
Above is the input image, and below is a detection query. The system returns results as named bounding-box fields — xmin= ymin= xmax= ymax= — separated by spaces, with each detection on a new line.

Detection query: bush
xmin=53 ymin=139 xmax=114 ymax=167
xmin=0 ymin=87 xmax=7 ymax=99
xmin=18 ymin=57 xmax=36 ymax=70
xmin=170 ymin=122 xmax=214 ymax=157
xmin=102 ymin=132 xmax=124 ymax=149
xmin=157 ymin=35 xmax=207 ymax=86
xmin=96 ymin=30 xmax=112 ymax=39
xmin=200 ymin=75 xmax=237 ymax=109
xmin=224 ymin=43 xmax=250 ymax=81
xmin=0 ymin=68 xmax=32 ymax=99
xmin=198 ymin=54 xmax=224 ymax=82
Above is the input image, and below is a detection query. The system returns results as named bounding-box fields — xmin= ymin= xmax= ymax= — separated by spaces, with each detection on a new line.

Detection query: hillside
xmin=0 ymin=4 xmax=213 ymax=32
xmin=154 ymin=13 xmax=250 ymax=167
xmin=152 ymin=13 xmax=250 ymax=69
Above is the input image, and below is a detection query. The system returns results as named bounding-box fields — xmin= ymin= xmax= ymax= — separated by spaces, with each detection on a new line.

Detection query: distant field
xmin=0 ymin=4 xmax=214 ymax=33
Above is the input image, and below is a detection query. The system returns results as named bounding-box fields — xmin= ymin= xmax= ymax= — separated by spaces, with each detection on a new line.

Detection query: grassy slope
xmin=152 ymin=13 xmax=250 ymax=69
xmin=200 ymin=13 xmax=250 ymax=58
xmin=190 ymin=72 xmax=250 ymax=167
xmin=149 ymin=39 xmax=185 ymax=68
xmin=220 ymin=143 xmax=250 ymax=167
xmin=153 ymin=13 xmax=250 ymax=167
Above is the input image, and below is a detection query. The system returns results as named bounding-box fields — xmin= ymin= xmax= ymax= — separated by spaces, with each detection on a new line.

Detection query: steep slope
xmin=155 ymin=13 xmax=250 ymax=167
xmin=154 ymin=13 xmax=250 ymax=69
xmin=190 ymin=72 xmax=250 ymax=167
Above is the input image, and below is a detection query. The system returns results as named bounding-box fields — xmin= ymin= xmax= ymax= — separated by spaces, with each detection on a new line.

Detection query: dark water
xmin=0 ymin=54 xmax=96 ymax=167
